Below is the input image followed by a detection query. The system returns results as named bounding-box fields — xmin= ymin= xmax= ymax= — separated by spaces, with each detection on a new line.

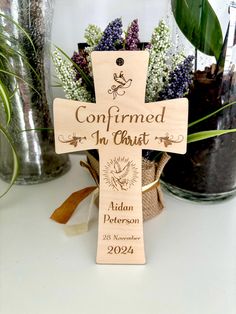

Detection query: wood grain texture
xmin=53 ymin=51 xmax=189 ymax=264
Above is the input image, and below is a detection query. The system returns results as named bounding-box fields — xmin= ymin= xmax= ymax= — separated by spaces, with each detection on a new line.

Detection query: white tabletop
xmin=0 ymin=154 xmax=236 ymax=314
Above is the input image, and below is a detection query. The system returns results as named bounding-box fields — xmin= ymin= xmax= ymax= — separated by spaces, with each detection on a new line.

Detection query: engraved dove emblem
xmin=108 ymin=71 xmax=132 ymax=100
xmin=103 ymin=157 xmax=138 ymax=191
xmin=110 ymin=160 xmax=131 ymax=191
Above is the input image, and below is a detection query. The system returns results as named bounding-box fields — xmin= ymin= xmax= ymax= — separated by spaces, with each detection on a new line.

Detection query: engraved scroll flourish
xmin=155 ymin=133 xmax=184 ymax=147
xmin=58 ymin=134 xmax=86 ymax=147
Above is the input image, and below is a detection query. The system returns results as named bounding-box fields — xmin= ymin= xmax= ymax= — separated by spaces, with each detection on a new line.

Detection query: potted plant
xmin=161 ymin=0 xmax=236 ymax=201
xmin=0 ymin=1 xmax=70 ymax=198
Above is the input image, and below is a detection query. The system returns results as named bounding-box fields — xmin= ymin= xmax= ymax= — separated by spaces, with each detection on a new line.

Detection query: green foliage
xmin=188 ymin=129 xmax=236 ymax=143
xmin=0 ymin=69 xmax=40 ymax=96
xmin=171 ymin=3 xmax=236 ymax=148
xmin=0 ymin=13 xmax=37 ymax=55
xmin=171 ymin=0 xmax=223 ymax=60
xmin=0 ymin=13 xmax=39 ymax=197
xmin=188 ymin=101 xmax=236 ymax=143
xmin=188 ymin=101 xmax=236 ymax=128
xmin=0 ymin=125 xmax=19 ymax=197
xmin=0 ymin=78 xmax=11 ymax=124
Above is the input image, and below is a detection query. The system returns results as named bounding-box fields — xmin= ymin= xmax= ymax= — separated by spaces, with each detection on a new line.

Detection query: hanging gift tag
xmin=53 ymin=51 xmax=188 ymax=264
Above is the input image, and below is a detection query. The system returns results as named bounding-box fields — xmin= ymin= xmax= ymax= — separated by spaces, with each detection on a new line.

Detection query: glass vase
xmin=0 ymin=0 xmax=70 ymax=184
xmin=161 ymin=0 xmax=236 ymax=201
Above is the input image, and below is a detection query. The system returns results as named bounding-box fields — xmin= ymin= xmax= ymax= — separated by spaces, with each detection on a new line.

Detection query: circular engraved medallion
xmin=103 ymin=157 xmax=138 ymax=191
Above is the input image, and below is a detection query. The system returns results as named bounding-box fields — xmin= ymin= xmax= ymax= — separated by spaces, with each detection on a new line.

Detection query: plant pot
xmin=0 ymin=127 xmax=70 ymax=185
xmin=161 ymin=67 xmax=236 ymax=201
xmin=159 ymin=0 xmax=236 ymax=202
xmin=0 ymin=0 xmax=70 ymax=185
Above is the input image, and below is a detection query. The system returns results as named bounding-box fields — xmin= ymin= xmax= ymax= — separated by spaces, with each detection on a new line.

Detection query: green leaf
xmin=54 ymin=45 xmax=94 ymax=89
xmin=0 ymin=78 xmax=11 ymax=124
xmin=9 ymin=86 xmax=18 ymax=99
xmin=0 ymin=125 xmax=19 ymax=198
xmin=171 ymin=0 xmax=223 ymax=60
xmin=187 ymin=129 xmax=236 ymax=143
xmin=188 ymin=101 xmax=236 ymax=128
xmin=19 ymin=128 xmax=54 ymax=133
xmin=12 ymin=50 xmax=41 ymax=82
xmin=0 ymin=43 xmax=41 ymax=83
xmin=0 ymin=69 xmax=41 ymax=96
xmin=0 ymin=13 xmax=37 ymax=56
xmin=0 ymin=51 xmax=9 ymax=62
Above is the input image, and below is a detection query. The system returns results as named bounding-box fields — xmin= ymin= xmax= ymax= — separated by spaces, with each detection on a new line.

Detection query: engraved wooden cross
xmin=53 ymin=51 xmax=188 ymax=264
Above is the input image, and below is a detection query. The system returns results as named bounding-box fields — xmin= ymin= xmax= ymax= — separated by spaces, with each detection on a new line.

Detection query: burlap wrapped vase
xmin=86 ymin=151 xmax=170 ymax=221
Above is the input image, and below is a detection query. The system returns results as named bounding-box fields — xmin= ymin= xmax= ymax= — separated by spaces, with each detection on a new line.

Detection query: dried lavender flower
xmin=71 ymin=50 xmax=90 ymax=82
xmin=145 ymin=43 xmax=152 ymax=50
xmin=158 ymin=55 xmax=194 ymax=100
xmin=52 ymin=50 xmax=93 ymax=102
xmin=83 ymin=46 xmax=94 ymax=77
xmin=125 ymin=19 xmax=140 ymax=50
xmin=145 ymin=20 xmax=171 ymax=103
xmin=95 ymin=18 xmax=123 ymax=51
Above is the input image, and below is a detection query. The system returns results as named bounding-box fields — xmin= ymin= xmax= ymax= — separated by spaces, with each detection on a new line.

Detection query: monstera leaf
xmin=171 ymin=0 xmax=223 ymax=60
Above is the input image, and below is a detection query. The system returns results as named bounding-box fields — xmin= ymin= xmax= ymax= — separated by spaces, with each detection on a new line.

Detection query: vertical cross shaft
xmin=53 ymin=51 xmax=188 ymax=264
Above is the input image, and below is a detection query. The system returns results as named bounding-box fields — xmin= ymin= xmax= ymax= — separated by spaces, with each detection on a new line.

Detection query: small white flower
xmin=84 ymin=24 xmax=103 ymax=47
xmin=146 ymin=20 xmax=171 ymax=102
xmin=83 ymin=25 xmax=103 ymax=78
xmin=52 ymin=50 xmax=93 ymax=102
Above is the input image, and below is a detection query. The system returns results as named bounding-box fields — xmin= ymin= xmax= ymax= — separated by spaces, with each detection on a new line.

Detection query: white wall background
xmin=51 ymin=0 xmax=169 ymax=56
xmin=51 ymin=0 xmax=230 ymax=98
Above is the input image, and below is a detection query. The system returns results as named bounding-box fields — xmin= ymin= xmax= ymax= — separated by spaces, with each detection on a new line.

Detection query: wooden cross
xmin=53 ymin=51 xmax=188 ymax=264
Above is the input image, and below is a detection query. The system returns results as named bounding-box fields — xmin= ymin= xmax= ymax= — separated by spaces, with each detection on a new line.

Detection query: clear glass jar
xmin=161 ymin=0 xmax=236 ymax=201
xmin=0 ymin=0 xmax=70 ymax=185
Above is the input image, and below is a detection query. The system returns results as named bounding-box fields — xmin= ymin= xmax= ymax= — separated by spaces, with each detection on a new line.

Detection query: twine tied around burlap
xmin=50 ymin=152 xmax=170 ymax=234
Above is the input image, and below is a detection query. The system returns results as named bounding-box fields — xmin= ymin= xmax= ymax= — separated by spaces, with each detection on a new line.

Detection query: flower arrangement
xmin=53 ymin=17 xmax=236 ymax=159
xmin=52 ymin=18 xmax=194 ymax=107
